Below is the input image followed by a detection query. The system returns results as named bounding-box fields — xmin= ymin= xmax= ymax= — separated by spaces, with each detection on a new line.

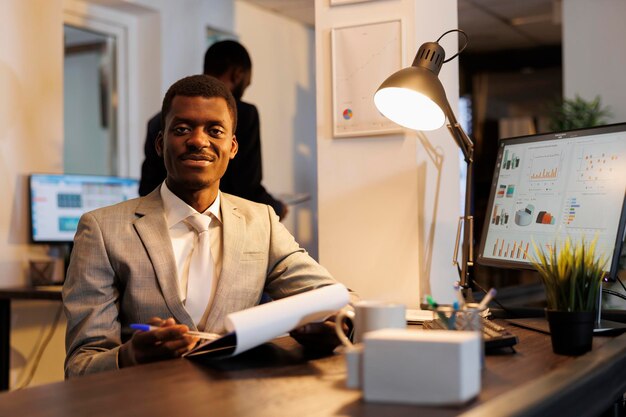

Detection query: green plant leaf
xmin=547 ymin=94 xmax=612 ymax=131
xmin=531 ymin=235 xmax=606 ymax=311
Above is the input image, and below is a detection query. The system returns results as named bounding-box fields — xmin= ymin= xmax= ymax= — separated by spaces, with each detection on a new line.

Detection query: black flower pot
xmin=545 ymin=309 xmax=595 ymax=356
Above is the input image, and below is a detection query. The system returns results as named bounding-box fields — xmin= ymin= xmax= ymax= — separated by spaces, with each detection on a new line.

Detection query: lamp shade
xmin=374 ymin=65 xmax=450 ymax=131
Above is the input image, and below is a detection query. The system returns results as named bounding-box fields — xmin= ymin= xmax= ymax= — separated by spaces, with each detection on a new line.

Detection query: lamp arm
xmin=443 ymin=101 xmax=474 ymax=163
xmin=459 ymin=158 xmax=474 ymax=289
xmin=442 ymin=103 xmax=475 ymax=289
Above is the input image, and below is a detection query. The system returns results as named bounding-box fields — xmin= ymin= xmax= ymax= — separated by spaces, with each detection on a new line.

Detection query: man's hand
xmin=119 ymin=317 xmax=198 ymax=367
xmin=289 ymin=316 xmax=347 ymax=353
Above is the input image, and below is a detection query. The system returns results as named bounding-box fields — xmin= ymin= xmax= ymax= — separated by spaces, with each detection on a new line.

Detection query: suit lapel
xmin=204 ymin=194 xmax=245 ymax=330
xmin=134 ymin=190 xmax=196 ymax=329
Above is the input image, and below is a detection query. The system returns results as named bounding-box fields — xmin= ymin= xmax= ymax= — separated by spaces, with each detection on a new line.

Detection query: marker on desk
xmin=426 ymin=295 xmax=453 ymax=330
xmin=449 ymin=301 xmax=459 ymax=329
xmin=425 ymin=295 xmax=439 ymax=309
xmin=477 ymin=288 xmax=497 ymax=311
xmin=129 ymin=323 xmax=220 ymax=340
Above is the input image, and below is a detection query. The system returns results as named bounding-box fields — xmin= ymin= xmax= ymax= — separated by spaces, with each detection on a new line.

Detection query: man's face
xmin=231 ymin=68 xmax=251 ymax=101
xmin=156 ymin=95 xmax=238 ymax=195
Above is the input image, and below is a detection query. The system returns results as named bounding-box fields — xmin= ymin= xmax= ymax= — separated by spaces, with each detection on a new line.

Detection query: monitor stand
xmin=506 ymin=282 xmax=626 ymax=335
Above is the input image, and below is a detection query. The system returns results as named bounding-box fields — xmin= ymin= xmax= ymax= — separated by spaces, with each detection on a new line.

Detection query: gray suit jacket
xmin=63 ymin=190 xmax=338 ymax=377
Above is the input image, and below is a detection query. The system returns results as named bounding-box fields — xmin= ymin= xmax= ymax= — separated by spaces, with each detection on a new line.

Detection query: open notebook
xmin=183 ymin=283 xmax=350 ymax=359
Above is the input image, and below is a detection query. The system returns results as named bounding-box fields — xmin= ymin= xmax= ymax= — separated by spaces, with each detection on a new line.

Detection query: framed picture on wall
xmin=331 ymin=20 xmax=403 ymax=138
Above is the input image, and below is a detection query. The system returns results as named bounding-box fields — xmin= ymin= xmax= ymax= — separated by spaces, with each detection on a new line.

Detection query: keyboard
xmin=481 ymin=318 xmax=519 ymax=351
xmin=422 ymin=316 xmax=518 ymax=352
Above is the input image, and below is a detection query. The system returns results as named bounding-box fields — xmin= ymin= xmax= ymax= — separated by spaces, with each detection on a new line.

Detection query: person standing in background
xmin=139 ymin=40 xmax=287 ymax=219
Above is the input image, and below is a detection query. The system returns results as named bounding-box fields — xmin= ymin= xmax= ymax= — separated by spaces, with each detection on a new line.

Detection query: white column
xmin=315 ymin=0 xmax=460 ymax=305
xmin=563 ymin=0 xmax=626 ymax=123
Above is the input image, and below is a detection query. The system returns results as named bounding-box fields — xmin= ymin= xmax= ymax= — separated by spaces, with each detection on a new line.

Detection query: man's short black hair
xmin=161 ymin=74 xmax=237 ymax=132
xmin=203 ymin=40 xmax=252 ymax=77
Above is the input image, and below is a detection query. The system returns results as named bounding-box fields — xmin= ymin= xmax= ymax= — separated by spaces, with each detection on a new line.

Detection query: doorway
xmin=63 ymin=25 xmax=117 ymax=176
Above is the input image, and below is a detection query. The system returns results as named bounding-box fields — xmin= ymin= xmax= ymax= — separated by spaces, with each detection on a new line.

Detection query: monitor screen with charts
xmin=477 ymin=123 xmax=626 ymax=281
xmin=29 ymin=173 xmax=139 ymax=243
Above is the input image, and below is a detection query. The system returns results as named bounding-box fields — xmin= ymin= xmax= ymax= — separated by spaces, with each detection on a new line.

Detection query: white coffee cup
xmin=335 ymin=300 xmax=406 ymax=346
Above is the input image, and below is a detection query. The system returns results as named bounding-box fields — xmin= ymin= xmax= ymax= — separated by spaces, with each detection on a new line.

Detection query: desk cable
xmin=603 ymin=275 xmax=626 ymax=302
xmin=14 ymin=303 xmax=63 ymax=390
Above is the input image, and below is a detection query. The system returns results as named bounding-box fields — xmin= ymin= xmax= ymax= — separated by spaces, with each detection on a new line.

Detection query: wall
xmin=563 ymin=0 xmax=626 ymax=124
xmin=0 ymin=0 xmax=66 ymax=388
xmin=129 ymin=0 xmax=235 ymax=97
xmin=0 ymin=2 xmax=64 ymax=285
xmin=315 ymin=0 xmax=460 ymax=306
xmin=235 ymin=1 xmax=319 ymax=258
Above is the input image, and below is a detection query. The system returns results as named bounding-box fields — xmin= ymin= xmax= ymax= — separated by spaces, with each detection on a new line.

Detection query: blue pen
xmin=129 ymin=323 xmax=220 ymax=340
xmin=453 ymin=282 xmax=466 ymax=309
xmin=130 ymin=323 xmax=155 ymax=332
xmin=449 ymin=301 xmax=459 ymax=329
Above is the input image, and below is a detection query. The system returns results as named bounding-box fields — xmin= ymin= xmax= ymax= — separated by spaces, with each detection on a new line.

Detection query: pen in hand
xmin=130 ymin=324 xmax=221 ymax=340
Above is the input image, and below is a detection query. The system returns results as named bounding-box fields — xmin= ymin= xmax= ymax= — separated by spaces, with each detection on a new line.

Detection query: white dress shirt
xmin=160 ymin=182 xmax=223 ymax=326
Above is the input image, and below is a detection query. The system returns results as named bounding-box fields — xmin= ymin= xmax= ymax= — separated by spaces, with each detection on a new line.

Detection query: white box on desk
xmin=362 ymin=328 xmax=481 ymax=405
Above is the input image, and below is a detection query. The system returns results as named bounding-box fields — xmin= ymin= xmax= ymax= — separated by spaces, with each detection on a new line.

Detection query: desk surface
xmin=1 ymin=323 xmax=625 ymax=417
xmin=0 ymin=286 xmax=63 ymax=300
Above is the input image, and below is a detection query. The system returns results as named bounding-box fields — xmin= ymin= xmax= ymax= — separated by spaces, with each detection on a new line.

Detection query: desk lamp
xmin=374 ymin=29 xmax=474 ymax=289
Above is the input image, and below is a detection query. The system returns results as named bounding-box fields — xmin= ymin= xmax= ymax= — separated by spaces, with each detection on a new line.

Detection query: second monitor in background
xmin=29 ymin=173 xmax=139 ymax=244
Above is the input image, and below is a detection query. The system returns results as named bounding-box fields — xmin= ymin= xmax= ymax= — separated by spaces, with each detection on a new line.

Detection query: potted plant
xmin=530 ymin=237 xmax=607 ymax=355
xmin=547 ymin=95 xmax=612 ymax=132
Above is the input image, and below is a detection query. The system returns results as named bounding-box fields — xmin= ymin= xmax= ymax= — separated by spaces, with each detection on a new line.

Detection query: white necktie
xmin=185 ymin=213 xmax=213 ymax=324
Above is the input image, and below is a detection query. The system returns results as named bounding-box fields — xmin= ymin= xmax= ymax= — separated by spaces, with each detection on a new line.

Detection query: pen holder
xmin=426 ymin=305 xmax=485 ymax=366
xmin=428 ymin=305 xmax=483 ymax=332
xmin=455 ymin=307 xmax=483 ymax=332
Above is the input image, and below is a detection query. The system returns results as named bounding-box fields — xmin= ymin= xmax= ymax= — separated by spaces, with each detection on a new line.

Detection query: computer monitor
xmin=477 ymin=123 xmax=626 ymax=281
xmin=29 ymin=173 xmax=139 ymax=243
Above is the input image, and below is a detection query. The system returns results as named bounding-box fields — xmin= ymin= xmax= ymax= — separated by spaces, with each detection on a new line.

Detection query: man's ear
xmin=155 ymin=131 xmax=164 ymax=157
xmin=230 ymin=67 xmax=244 ymax=85
xmin=230 ymin=135 xmax=238 ymax=160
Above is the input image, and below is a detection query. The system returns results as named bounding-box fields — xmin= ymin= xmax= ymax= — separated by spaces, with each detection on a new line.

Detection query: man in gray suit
xmin=63 ymin=75 xmax=349 ymax=377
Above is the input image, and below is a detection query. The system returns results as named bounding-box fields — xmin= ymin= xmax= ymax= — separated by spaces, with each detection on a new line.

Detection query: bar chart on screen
xmin=491 ymin=204 xmax=510 ymax=225
xmin=490 ymin=238 xmax=531 ymax=260
xmin=529 ymin=152 xmax=561 ymax=181
xmin=562 ymin=194 xmax=609 ymax=231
